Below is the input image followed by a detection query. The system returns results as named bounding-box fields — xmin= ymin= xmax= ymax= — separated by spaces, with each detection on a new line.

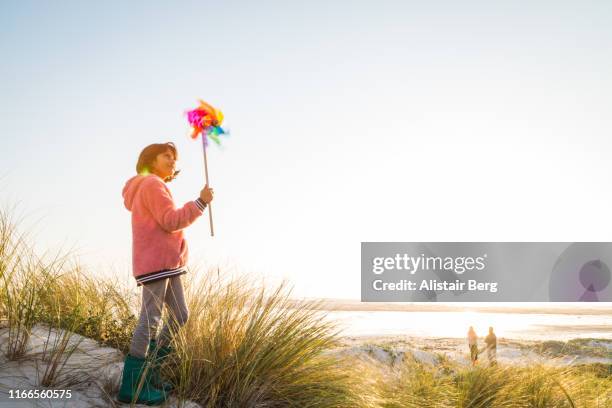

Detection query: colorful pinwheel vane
xmin=186 ymin=99 xmax=227 ymax=146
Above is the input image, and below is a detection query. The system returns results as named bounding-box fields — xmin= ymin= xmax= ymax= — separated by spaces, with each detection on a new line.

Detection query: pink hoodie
xmin=122 ymin=175 xmax=206 ymax=285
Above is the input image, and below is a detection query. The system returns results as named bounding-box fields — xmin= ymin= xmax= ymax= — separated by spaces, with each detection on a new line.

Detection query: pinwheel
xmin=186 ymin=99 xmax=227 ymax=236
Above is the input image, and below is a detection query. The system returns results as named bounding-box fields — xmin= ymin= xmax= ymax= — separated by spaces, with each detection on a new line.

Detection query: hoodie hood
xmin=122 ymin=175 xmax=150 ymax=211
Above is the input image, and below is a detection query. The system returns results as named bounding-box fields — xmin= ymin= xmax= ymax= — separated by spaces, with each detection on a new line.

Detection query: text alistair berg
xmin=371 ymin=254 xmax=498 ymax=293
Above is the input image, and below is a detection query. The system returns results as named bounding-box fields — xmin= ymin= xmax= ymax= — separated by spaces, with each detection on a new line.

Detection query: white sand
xmin=0 ymin=324 xmax=201 ymax=407
xmin=330 ymin=335 xmax=612 ymax=368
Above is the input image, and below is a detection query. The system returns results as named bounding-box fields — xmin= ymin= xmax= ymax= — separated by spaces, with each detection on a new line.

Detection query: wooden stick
xmin=202 ymin=135 xmax=214 ymax=236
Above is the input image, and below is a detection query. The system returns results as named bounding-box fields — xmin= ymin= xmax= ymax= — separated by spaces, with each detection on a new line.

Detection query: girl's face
xmin=150 ymin=149 xmax=176 ymax=180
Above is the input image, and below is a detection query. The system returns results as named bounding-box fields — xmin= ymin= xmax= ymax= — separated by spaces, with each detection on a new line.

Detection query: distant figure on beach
xmin=467 ymin=326 xmax=478 ymax=366
xmin=485 ymin=326 xmax=497 ymax=366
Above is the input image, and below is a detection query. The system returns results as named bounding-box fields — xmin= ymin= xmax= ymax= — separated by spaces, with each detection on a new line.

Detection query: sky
xmin=1 ymin=1 xmax=612 ymax=300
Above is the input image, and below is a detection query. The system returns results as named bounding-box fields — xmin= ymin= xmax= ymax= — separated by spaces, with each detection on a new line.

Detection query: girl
xmin=118 ymin=142 xmax=213 ymax=405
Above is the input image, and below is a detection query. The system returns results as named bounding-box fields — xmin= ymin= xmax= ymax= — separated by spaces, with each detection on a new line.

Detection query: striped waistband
xmin=136 ymin=267 xmax=187 ymax=286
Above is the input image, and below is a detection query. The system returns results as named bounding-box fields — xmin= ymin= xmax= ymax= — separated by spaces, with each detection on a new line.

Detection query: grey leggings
xmin=129 ymin=275 xmax=189 ymax=359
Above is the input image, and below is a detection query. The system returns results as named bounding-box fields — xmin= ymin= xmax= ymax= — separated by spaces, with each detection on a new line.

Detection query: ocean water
xmin=325 ymin=310 xmax=612 ymax=340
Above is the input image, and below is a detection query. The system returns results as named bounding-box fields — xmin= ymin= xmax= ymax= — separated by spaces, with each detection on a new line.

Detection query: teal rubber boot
xmin=148 ymin=339 xmax=175 ymax=392
xmin=117 ymin=354 xmax=167 ymax=405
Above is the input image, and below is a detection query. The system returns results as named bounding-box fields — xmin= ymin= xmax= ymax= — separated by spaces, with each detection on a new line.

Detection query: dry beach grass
xmin=0 ymin=207 xmax=610 ymax=407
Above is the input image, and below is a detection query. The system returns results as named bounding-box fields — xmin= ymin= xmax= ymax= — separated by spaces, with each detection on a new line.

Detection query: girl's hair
xmin=136 ymin=142 xmax=180 ymax=182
